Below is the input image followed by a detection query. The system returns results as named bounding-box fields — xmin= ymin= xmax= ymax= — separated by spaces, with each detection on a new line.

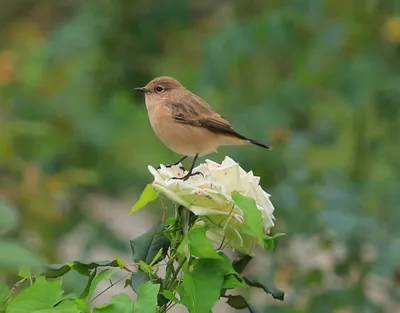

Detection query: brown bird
xmin=134 ymin=76 xmax=271 ymax=180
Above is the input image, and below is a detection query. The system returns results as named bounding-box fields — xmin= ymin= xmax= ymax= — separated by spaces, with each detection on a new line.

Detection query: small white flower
xmin=148 ymin=156 xmax=276 ymax=255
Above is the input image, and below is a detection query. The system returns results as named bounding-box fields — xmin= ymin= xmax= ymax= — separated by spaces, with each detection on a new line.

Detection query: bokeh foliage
xmin=1 ymin=0 xmax=400 ymax=312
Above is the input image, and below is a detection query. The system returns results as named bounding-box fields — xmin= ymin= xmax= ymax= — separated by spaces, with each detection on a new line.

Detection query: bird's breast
xmin=147 ymin=106 xmax=221 ymax=157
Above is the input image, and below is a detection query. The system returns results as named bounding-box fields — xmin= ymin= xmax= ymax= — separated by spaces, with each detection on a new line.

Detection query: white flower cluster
xmin=148 ymin=156 xmax=275 ymax=255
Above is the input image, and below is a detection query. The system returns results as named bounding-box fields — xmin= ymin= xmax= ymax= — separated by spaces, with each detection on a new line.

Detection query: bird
xmin=134 ymin=76 xmax=271 ymax=181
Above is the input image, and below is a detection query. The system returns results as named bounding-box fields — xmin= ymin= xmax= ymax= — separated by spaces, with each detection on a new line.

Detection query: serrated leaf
xmin=93 ymin=293 xmax=134 ymax=313
xmin=129 ymin=184 xmax=158 ymax=214
xmin=181 ymin=259 xmax=227 ymax=313
xmin=7 ymin=277 xmax=80 ymax=313
xmin=0 ymin=240 xmax=43 ymax=270
xmin=243 ymin=277 xmax=284 ymax=301
xmin=134 ymin=282 xmax=160 ymax=313
xmin=43 ymin=260 xmax=118 ymax=278
xmin=42 ymin=264 xmax=72 ymax=279
xmin=72 ymin=261 xmax=117 ymax=276
xmin=187 ymin=226 xmax=222 ymax=259
xmin=0 ymin=200 xmax=18 ymax=234
xmin=232 ymin=191 xmax=264 ymax=246
xmin=130 ymin=221 xmax=170 ymax=264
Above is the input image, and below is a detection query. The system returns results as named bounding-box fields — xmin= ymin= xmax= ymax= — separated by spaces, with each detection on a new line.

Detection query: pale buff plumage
xmin=134 ymin=76 xmax=270 ymax=158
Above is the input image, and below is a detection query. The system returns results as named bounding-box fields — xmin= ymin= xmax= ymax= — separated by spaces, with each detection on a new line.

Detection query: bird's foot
xmin=157 ymin=156 xmax=187 ymax=170
xmin=171 ymin=171 xmax=204 ymax=181
xmin=157 ymin=163 xmax=185 ymax=171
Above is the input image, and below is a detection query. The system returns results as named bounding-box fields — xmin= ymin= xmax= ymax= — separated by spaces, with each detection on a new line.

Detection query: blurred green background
xmin=1 ymin=0 xmax=400 ymax=312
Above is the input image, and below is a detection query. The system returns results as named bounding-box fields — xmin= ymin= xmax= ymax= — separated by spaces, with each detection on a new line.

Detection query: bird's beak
xmin=133 ymin=87 xmax=148 ymax=93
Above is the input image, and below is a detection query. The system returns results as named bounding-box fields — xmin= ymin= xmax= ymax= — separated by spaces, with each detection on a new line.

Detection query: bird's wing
xmin=167 ymin=94 xmax=247 ymax=140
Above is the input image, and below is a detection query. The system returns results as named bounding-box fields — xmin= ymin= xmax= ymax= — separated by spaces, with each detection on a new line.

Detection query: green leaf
xmin=93 ymin=293 xmax=134 ymax=313
xmin=74 ymin=298 xmax=90 ymax=313
xmin=0 ymin=200 xmax=18 ymax=234
xmin=134 ymin=282 xmax=160 ymax=313
xmin=243 ymin=277 xmax=284 ymax=301
xmin=7 ymin=277 xmax=80 ymax=313
xmin=129 ymin=184 xmax=158 ymax=214
xmin=226 ymin=295 xmax=248 ymax=309
xmin=42 ymin=264 xmax=72 ymax=279
xmin=226 ymin=295 xmax=261 ymax=313
xmin=130 ymin=221 xmax=170 ymax=264
xmin=222 ymin=274 xmax=246 ymax=289
xmin=131 ymin=270 xmax=161 ymax=294
xmin=0 ymin=240 xmax=43 ymax=270
xmin=43 ymin=260 xmax=118 ymax=278
xmin=232 ymin=255 xmax=253 ymax=274
xmin=177 ymin=237 xmax=190 ymax=259
xmin=187 ymin=226 xmax=222 ymax=259
xmin=88 ymin=269 xmax=116 ymax=300
xmin=159 ymin=290 xmax=179 ymax=304
xmin=79 ymin=269 xmax=97 ymax=299
xmin=181 ymin=259 xmax=226 ymax=313
xmin=263 ymin=233 xmax=285 ymax=250
xmin=115 ymin=257 xmax=127 ymax=268
xmin=231 ymin=191 xmax=264 ymax=246
xmin=165 ymin=217 xmax=176 ymax=226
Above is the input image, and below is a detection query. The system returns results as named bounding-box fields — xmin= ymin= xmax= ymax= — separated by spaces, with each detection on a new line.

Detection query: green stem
xmin=167 ymin=257 xmax=186 ymax=290
xmin=163 ymin=255 xmax=176 ymax=289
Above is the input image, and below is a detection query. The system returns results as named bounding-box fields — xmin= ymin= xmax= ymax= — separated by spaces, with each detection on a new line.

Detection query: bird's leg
xmin=157 ymin=156 xmax=187 ymax=170
xmin=172 ymin=154 xmax=203 ymax=181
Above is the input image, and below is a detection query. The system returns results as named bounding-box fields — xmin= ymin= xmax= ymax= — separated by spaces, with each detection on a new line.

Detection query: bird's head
xmin=134 ymin=77 xmax=184 ymax=108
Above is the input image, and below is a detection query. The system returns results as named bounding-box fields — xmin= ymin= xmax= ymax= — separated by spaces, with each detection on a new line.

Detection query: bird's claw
xmin=171 ymin=171 xmax=203 ymax=181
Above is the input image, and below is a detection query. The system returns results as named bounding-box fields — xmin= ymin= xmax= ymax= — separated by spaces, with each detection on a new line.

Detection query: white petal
xmin=153 ymin=183 xmax=189 ymax=207
xmin=188 ymin=205 xmax=230 ymax=216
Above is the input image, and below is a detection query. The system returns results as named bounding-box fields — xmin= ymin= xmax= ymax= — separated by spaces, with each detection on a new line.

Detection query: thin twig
xmin=3 ymin=277 xmax=30 ymax=306
xmin=90 ymin=273 xmax=130 ymax=303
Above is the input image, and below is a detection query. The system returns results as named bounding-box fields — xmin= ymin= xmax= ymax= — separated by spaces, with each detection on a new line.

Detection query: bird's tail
xmin=223 ymin=130 xmax=272 ymax=149
xmin=246 ymin=138 xmax=272 ymax=150
xmin=232 ymin=131 xmax=272 ymax=149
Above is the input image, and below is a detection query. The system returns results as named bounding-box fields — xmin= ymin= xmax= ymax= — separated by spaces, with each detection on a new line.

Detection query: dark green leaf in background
xmin=130 ymin=221 xmax=170 ymax=264
xmin=243 ymin=277 xmax=284 ymax=301
xmin=0 ymin=200 xmax=18 ymax=234
xmin=226 ymin=295 xmax=248 ymax=309
xmin=227 ymin=295 xmax=262 ymax=313
xmin=0 ymin=240 xmax=43 ymax=270
xmin=79 ymin=269 xmax=97 ymax=300
xmin=43 ymin=260 xmax=118 ymax=279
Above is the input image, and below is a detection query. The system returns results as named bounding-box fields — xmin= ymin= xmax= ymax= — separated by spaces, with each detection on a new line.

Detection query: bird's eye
xmin=155 ymin=86 xmax=164 ymax=93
